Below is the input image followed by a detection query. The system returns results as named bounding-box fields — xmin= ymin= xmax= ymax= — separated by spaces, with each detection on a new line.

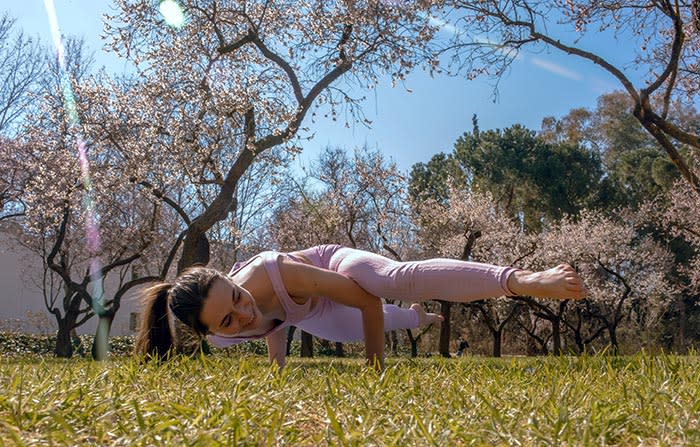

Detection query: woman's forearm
xmin=266 ymin=331 xmax=287 ymax=369
xmin=278 ymin=257 xmax=387 ymax=369
xmin=362 ymin=300 xmax=385 ymax=370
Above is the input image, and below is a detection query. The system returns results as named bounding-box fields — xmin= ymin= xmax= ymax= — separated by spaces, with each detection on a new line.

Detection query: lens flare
xmin=43 ymin=0 xmax=108 ymax=359
xmin=159 ymin=0 xmax=186 ymax=29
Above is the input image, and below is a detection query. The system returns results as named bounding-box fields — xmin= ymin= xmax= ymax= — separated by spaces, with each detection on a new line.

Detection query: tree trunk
xmin=677 ymin=297 xmax=688 ymax=353
xmin=570 ymin=312 xmax=585 ymax=354
xmin=200 ymin=339 xmax=212 ymax=356
xmin=54 ymin=320 xmax=74 ymax=358
xmin=439 ymin=301 xmax=452 ymax=358
xmin=286 ymin=326 xmax=296 ymax=355
xmin=406 ymin=329 xmax=419 ymax=357
xmin=492 ymin=328 xmax=502 ymax=357
xmin=573 ymin=330 xmax=584 ymax=354
xmin=300 ymin=330 xmax=313 ymax=357
xmin=389 ymin=330 xmax=399 ymax=355
xmin=551 ymin=317 xmax=562 ymax=355
xmin=608 ymin=324 xmax=619 ymax=354
xmin=177 ymin=231 xmax=211 ymax=273
xmin=526 ymin=337 xmax=540 ymax=356
xmin=70 ymin=329 xmax=85 ymax=356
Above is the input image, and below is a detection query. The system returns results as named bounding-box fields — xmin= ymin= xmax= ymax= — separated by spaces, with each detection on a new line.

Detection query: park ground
xmin=1 ymin=353 xmax=699 ymax=446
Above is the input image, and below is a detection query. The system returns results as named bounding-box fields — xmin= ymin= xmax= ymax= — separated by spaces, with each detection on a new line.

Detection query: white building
xmin=0 ymin=228 xmax=141 ymax=336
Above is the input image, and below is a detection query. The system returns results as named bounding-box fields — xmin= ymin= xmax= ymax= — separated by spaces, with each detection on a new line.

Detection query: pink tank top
xmin=207 ymin=251 xmax=314 ymax=347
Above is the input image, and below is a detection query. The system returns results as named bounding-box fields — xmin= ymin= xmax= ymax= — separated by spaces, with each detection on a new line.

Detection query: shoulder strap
xmin=260 ymin=251 xmax=311 ymax=325
xmin=227 ymin=255 xmax=260 ymax=277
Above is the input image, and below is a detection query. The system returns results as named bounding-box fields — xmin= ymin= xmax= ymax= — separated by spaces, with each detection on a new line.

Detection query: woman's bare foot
xmin=411 ymin=303 xmax=444 ymax=326
xmin=507 ymin=264 xmax=587 ymax=300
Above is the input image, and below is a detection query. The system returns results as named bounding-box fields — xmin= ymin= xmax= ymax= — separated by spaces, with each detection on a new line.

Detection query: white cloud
xmin=426 ymin=14 xmax=584 ymax=82
xmin=530 ymin=56 xmax=582 ymax=81
xmin=427 ymin=15 xmax=461 ymax=36
xmin=590 ymin=76 xmax=620 ymax=94
xmin=473 ymin=37 xmax=523 ymax=60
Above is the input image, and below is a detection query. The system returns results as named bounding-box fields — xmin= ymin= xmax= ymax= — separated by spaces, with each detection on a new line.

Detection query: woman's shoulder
xmin=229 ymin=248 xmax=316 ymax=277
xmin=228 ymin=253 xmax=267 ymax=276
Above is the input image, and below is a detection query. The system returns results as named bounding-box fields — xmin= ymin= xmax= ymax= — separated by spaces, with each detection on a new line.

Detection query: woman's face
xmin=199 ymin=278 xmax=263 ymax=337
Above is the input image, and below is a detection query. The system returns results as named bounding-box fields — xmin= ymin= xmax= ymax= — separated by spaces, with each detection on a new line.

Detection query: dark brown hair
xmin=134 ymin=266 xmax=227 ymax=359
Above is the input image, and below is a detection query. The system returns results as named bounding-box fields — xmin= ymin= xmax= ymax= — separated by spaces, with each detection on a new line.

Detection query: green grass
xmin=1 ymin=354 xmax=699 ymax=446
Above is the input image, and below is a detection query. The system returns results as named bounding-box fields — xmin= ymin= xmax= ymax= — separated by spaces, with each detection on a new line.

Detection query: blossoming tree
xmin=13 ymin=39 xmax=178 ymax=357
xmin=90 ymin=0 xmax=442 ymax=277
xmin=533 ymin=210 xmax=675 ymax=353
xmin=412 ymin=183 xmax=531 ymax=356
xmin=271 ymin=146 xmax=413 ymax=355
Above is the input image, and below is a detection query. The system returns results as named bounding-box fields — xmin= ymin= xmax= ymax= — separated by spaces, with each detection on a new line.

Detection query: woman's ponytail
xmin=134 ymin=267 xmax=227 ymax=360
xmin=135 ymin=282 xmax=175 ymax=359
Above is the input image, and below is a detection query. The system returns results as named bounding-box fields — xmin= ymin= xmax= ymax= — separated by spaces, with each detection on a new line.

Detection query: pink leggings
xmin=294 ymin=245 xmax=518 ymax=342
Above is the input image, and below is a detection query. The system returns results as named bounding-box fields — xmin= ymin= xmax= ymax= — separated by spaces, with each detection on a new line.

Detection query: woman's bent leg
xmin=329 ymin=247 xmax=517 ymax=303
xmin=296 ymin=303 xmax=419 ymax=343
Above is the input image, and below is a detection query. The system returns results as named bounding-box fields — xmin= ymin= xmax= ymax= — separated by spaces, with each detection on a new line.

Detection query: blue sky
xmin=6 ymin=1 xmax=630 ymax=174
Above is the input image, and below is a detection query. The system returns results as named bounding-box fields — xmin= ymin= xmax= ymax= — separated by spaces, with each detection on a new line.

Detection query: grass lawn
xmin=1 ymin=353 xmax=699 ymax=446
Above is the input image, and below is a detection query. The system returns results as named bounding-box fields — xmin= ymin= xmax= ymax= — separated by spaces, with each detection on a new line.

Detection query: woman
xmin=135 ymin=244 xmax=586 ymax=369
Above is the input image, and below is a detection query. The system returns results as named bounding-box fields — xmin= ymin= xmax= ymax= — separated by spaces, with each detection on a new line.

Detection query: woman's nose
xmin=232 ymin=301 xmax=252 ymax=319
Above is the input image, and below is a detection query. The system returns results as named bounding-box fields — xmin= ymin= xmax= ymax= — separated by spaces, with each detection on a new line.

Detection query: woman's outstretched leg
xmin=328 ymin=247 xmax=586 ymax=303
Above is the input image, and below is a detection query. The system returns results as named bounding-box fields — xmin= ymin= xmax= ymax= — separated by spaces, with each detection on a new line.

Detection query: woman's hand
xmin=279 ymin=256 xmax=385 ymax=370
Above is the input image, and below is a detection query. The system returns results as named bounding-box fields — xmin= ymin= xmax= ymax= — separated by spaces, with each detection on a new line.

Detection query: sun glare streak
xmin=43 ymin=1 xmax=107 ymax=323
xmin=159 ymin=0 xmax=186 ymax=29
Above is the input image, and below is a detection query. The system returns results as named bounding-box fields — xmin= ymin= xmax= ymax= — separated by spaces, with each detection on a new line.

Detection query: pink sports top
xmin=206 ymin=251 xmax=320 ymax=347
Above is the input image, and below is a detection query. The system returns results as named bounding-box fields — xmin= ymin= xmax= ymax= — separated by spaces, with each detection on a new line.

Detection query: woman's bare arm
xmin=266 ymin=329 xmax=287 ymax=369
xmin=278 ymin=256 xmax=385 ymax=370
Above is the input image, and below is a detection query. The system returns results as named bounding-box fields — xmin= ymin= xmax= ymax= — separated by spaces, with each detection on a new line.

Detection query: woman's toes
xmin=431 ymin=312 xmax=445 ymax=323
xmin=412 ymin=303 xmax=443 ymax=326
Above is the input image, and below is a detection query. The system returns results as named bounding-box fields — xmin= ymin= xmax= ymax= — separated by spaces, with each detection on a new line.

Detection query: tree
xmin=272 ymin=145 xmax=412 ymax=356
xmin=412 ymin=183 xmax=530 ymax=356
xmin=541 ymin=91 xmax=689 ymax=207
xmin=664 ymin=181 xmax=700 ymax=296
xmin=15 ymin=39 xmax=172 ymax=357
xmin=534 ymin=210 xmax=675 ymax=353
xmin=409 ymin=151 xmax=464 ymax=204
xmin=207 ymin=147 xmax=291 ymax=270
xmin=656 ymin=180 xmax=700 ymax=350
xmin=0 ymin=138 xmax=28 ymax=222
xmin=452 ymin=123 xmax=604 ymax=230
xmin=445 ymin=0 xmax=700 ymax=192
xmin=0 ymin=16 xmax=47 ymax=222
xmin=0 ymin=14 xmax=43 ymax=136
xmin=93 ymin=0 xmax=442 ymax=276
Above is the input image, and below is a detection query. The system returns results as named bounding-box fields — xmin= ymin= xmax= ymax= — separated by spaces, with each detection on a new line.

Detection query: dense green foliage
xmin=541 ymin=92 xmax=686 ymax=208
xmin=0 ymin=333 xmax=134 ymax=358
xmin=410 ymin=120 xmax=604 ymax=231
xmin=1 ymin=354 xmax=699 ymax=445
xmin=0 ymin=332 xmax=368 ymax=359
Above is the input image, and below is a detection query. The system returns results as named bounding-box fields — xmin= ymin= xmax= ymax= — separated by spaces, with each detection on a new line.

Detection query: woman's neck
xmin=231 ymin=256 xmax=287 ymax=327
xmin=253 ymin=293 xmax=286 ymax=321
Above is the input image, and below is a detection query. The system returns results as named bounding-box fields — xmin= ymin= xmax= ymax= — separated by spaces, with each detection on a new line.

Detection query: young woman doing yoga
xmin=136 ymin=244 xmax=586 ymax=368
